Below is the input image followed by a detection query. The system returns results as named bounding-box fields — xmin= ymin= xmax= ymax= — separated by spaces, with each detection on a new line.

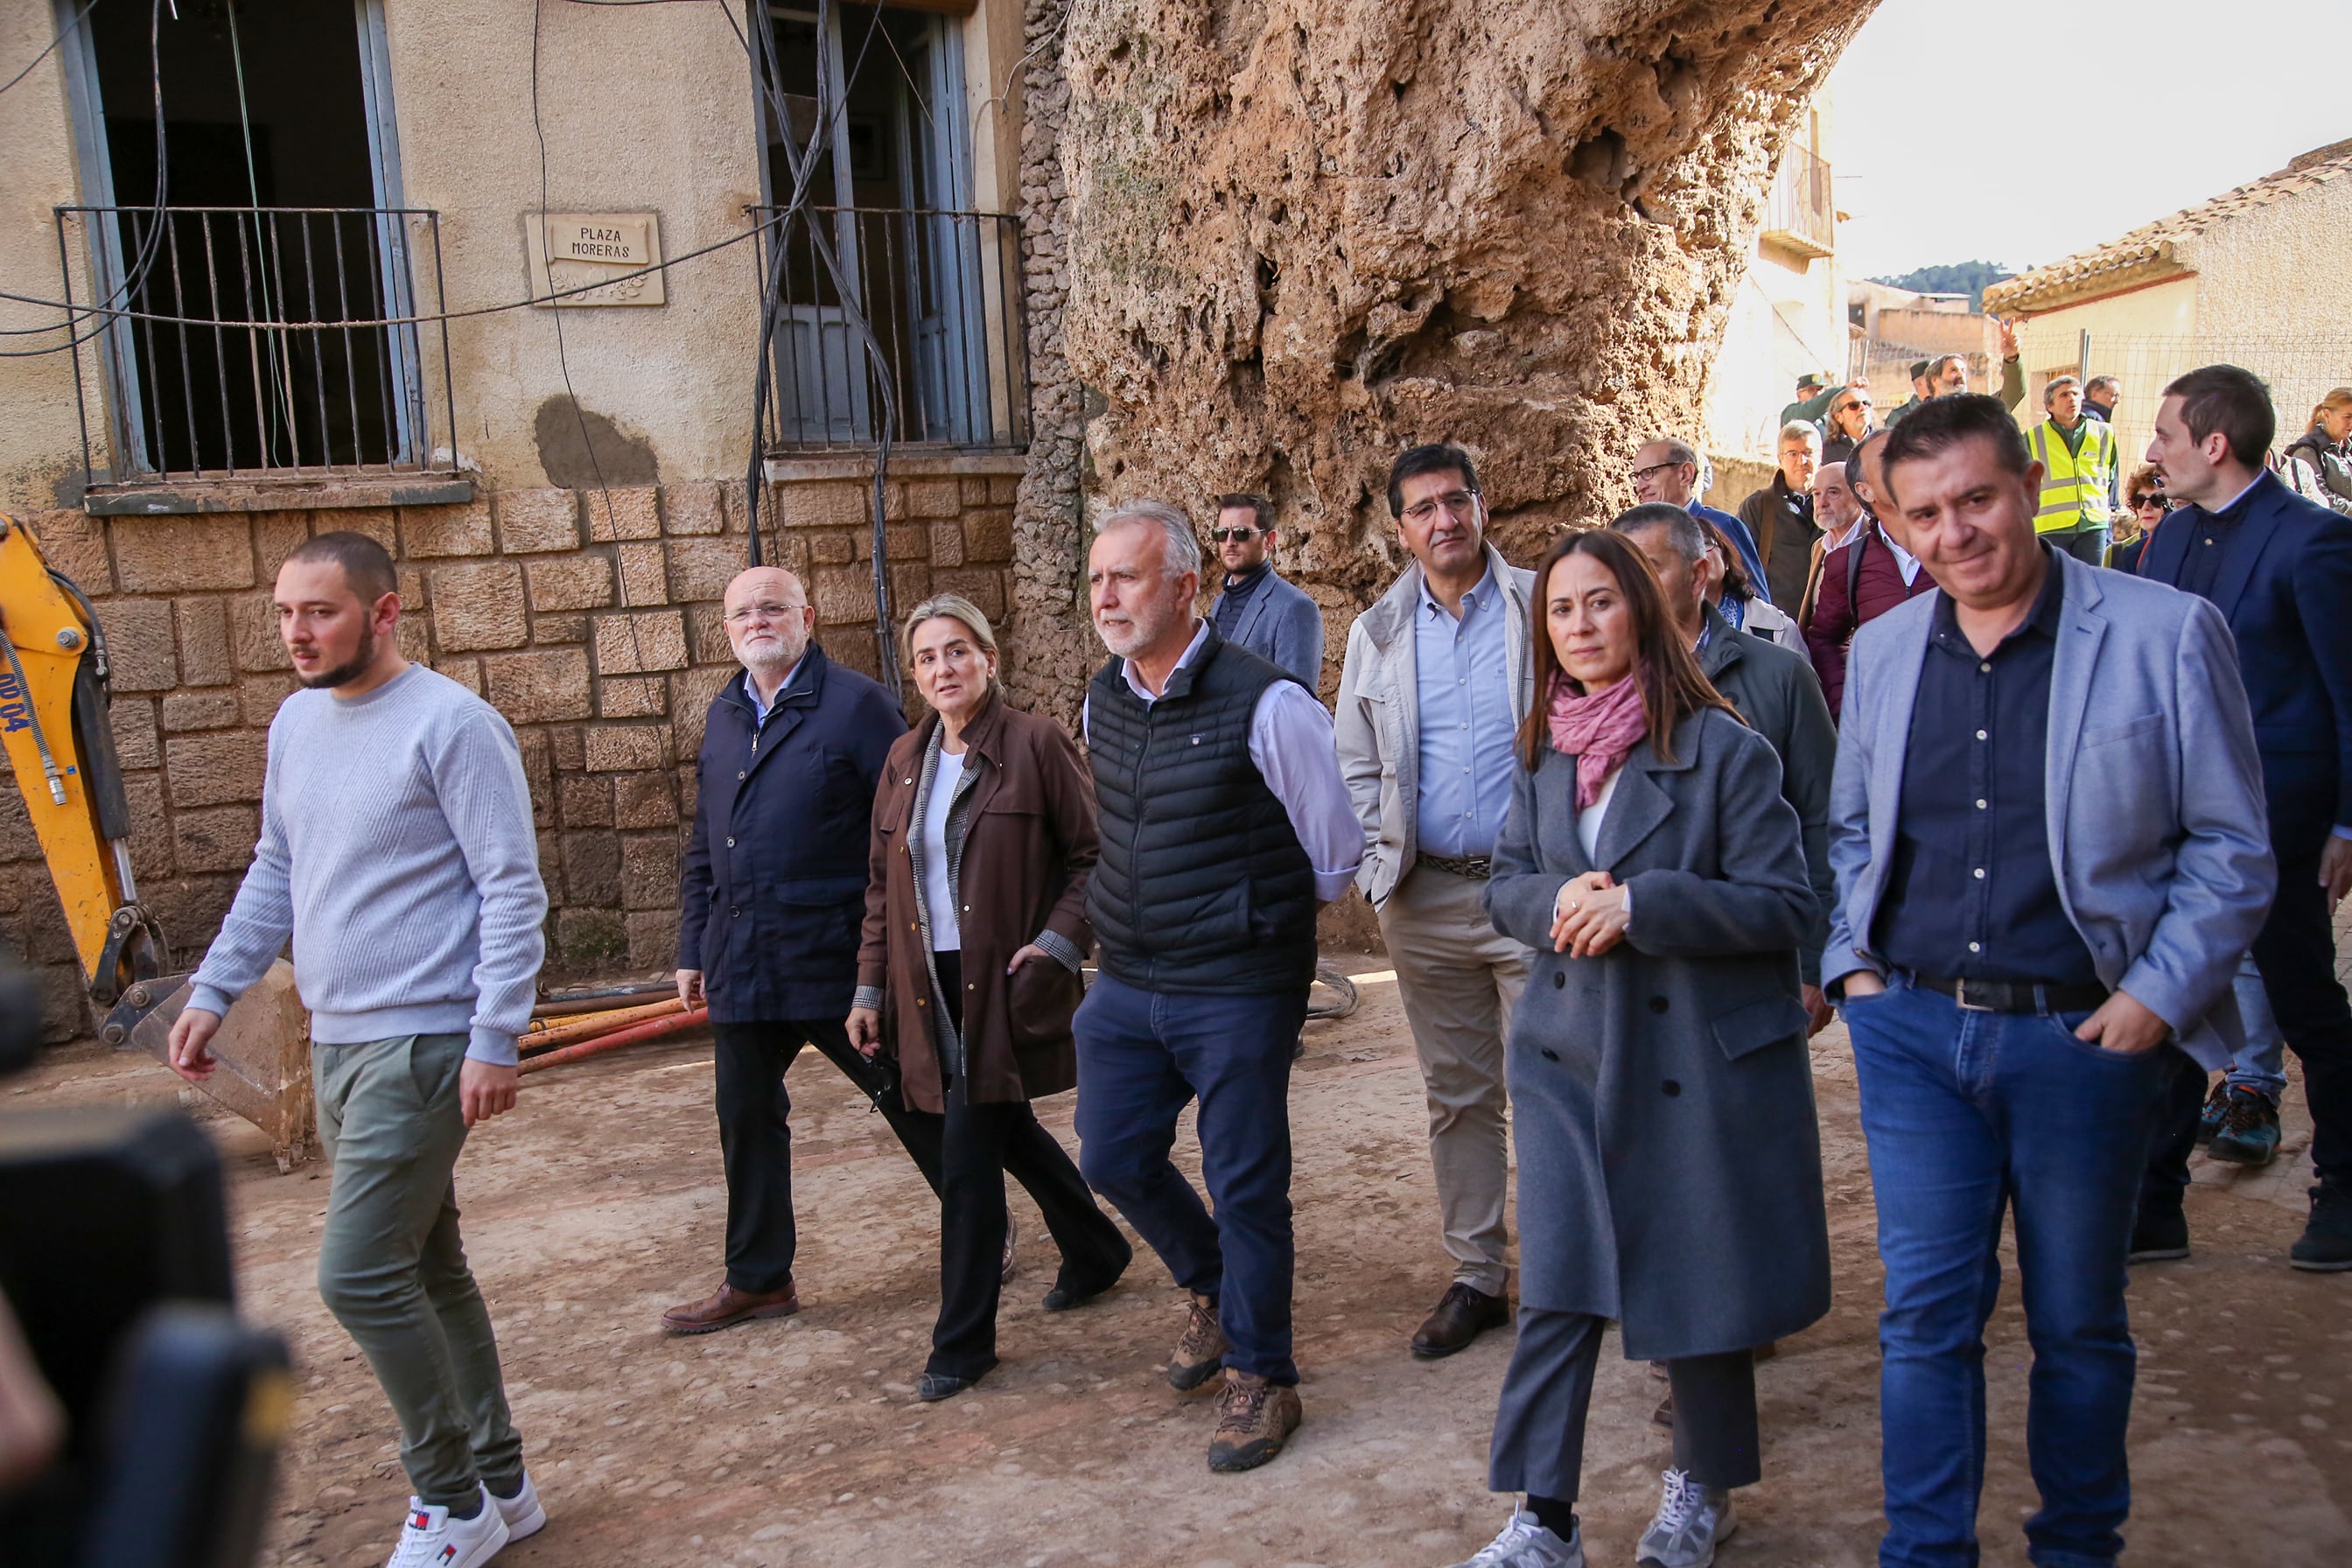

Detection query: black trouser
xmin=917 ymin=952 xmax=1131 ymax=1379
xmin=2145 ymin=762 xmax=2352 ymax=1201
xmin=1488 ymin=1308 xmax=1762 ymax=1502
xmin=713 ymin=1015 xmax=945 ymax=1295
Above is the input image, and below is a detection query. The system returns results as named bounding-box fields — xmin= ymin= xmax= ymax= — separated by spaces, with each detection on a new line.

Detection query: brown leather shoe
xmin=1410 ymin=1281 xmax=1511 ymax=1359
xmin=660 ymin=1280 xmax=800 ymax=1335
xmin=1166 ymin=1293 xmax=1228 ymax=1391
xmin=1208 ymin=1370 xmax=1302 ymax=1472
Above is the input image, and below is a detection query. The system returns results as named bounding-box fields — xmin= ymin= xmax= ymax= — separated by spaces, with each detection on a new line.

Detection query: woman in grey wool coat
xmin=1446 ymin=529 xmax=1831 ymax=1568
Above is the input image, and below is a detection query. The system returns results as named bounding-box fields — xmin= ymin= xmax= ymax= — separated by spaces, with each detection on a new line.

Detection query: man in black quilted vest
xmin=1074 ymin=499 xmax=1362 ymax=1474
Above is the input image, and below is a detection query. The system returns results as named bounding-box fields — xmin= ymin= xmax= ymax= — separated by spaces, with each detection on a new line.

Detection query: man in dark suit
xmin=2135 ymin=364 xmax=2352 ymax=1271
xmin=1208 ymin=493 xmax=1326 ymax=690
xmin=663 ymin=566 xmax=943 ymax=1334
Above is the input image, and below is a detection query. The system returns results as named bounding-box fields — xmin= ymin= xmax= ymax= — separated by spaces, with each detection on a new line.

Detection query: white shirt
xmin=1082 ymin=620 xmax=1365 ymax=902
xmin=1577 ymin=765 xmax=1623 ymax=861
xmin=920 ymin=747 xmax=966 ymax=951
xmin=1879 ymin=523 xmax=1924 ymax=586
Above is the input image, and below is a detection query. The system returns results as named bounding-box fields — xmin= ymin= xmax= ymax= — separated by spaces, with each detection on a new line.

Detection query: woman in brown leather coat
xmin=848 ymin=594 xmax=1130 ymax=1402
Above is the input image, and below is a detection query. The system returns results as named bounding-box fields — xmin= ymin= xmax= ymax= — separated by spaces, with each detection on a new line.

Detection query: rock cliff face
xmin=1045 ymin=0 xmax=1867 ymax=633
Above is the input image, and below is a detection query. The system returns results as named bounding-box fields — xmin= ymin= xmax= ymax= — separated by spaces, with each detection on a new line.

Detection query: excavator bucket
xmin=105 ymin=962 xmax=312 ymax=1173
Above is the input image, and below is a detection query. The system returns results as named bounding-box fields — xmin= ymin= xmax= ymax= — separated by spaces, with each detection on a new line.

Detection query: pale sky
xmin=1827 ymin=0 xmax=2349 ymax=281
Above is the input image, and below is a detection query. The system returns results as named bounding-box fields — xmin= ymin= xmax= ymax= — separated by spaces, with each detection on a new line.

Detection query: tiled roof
xmin=1983 ymin=138 xmax=2352 ymax=315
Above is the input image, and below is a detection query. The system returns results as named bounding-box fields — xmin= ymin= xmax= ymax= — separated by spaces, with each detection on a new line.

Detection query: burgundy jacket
xmin=1803 ymin=523 xmax=1937 ymax=715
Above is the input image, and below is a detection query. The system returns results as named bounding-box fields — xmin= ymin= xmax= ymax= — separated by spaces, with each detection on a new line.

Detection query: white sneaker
xmin=1635 ymin=1468 xmax=1736 ymax=1568
xmin=1444 ymin=1504 xmax=1586 ymax=1568
xmin=491 ymin=1470 xmax=548 ymax=1542
xmin=385 ymin=1488 xmax=509 ymax=1568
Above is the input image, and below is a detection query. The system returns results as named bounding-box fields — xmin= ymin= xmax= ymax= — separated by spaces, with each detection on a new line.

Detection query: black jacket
xmin=1698 ymin=602 xmax=1838 ymax=984
xmin=679 ymin=646 xmax=907 ymax=1021
xmin=1738 ymin=475 xmax=1819 ymax=613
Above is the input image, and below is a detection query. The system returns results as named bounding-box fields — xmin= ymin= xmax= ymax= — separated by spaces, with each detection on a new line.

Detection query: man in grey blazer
xmin=1208 ymin=494 xmax=1325 ymax=691
xmin=1335 ymin=444 xmax=1536 ymax=1360
xmin=1825 ymin=396 xmax=2274 ymax=1568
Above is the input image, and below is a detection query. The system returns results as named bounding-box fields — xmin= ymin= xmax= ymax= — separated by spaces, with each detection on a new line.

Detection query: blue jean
xmin=2224 ymin=951 xmax=2287 ymax=1102
xmin=1072 ymin=973 xmax=1308 ymax=1382
xmin=1845 ymin=976 xmax=2171 ymax=1568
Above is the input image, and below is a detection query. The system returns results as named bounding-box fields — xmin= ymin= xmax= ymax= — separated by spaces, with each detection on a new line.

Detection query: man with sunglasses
xmin=1822 ymin=385 xmax=1874 ymax=468
xmin=1208 ymin=493 xmax=1326 ymax=690
xmin=1336 ymin=444 xmax=1536 ymax=1361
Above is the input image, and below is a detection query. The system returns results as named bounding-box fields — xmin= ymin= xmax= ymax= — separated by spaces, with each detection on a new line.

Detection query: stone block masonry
xmin=0 ymin=468 xmax=1019 ymax=1042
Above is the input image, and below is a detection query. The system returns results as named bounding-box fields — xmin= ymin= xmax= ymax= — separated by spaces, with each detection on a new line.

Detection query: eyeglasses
xmin=1208 ymin=526 xmax=1263 ymax=542
xmin=1834 ymin=399 xmax=1872 ymax=414
xmin=1401 ymin=490 xmax=1480 ymax=524
xmin=2130 ymin=495 xmax=2168 ymax=513
xmin=1628 ymin=462 xmax=1687 ymax=485
xmin=723 ymin=602 xmax=804 ymax=626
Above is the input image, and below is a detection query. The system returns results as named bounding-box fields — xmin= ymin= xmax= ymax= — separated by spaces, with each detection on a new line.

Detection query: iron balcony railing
xmin=56 ymin=206 xmax=458 ymax=493
xmin=1761 ymin=149 xmax=1836 ymax=259
xmin=750 ymin=205 xmax=1030 ymax=452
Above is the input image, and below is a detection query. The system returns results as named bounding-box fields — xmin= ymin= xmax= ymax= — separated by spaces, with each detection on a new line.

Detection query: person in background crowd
xmin=1799 ymin=433 xmax=1882 ymax=631
xmin=2108 ymin=465 xmax=2166 ymax=574
xmin=1804 ymin=455 xmax=1934 ymax=714
xmin=2279 ymin=388 xmax=2352 ymax=517
xmin=2083 ymin=374 xmax=2121 ymax=424
xmin=1698 ymin=516 xmax=1802 ymax=653
xmin=2021 ymin=375 xmax=2124 ymax=565
xmin=1335 ymin=444 xmax=1535 ymax=1361
xmin=667 ymin=568 xmax=953 ymax=1338
xmin=847 ymin=595 xmax=1131 ymax=1404
xmin=1614 ymin=503 xmax=1838 ymax=1038
xmin=1630 ymin=438 xmax=1772 ymax=605
xmin=1822 ymin=384 xmax=1875 ymax=469
xmin=1208 ymin=493 xmax=1327 ymax=689
xmin=1883 ymin=360 xmax=1933 ymax=429
xmin=1826 ymin=394 xmax=2272 ymax=1568
xmin=2134 ymin=364 xmax=2352 ymax=1271
xmin=1779 ymin=371 xmax=1831 ymax=430
xmin=1738 ymin=422 xmax=1822 ymax=612
xmin=1446 ymin=528 xmax=1827 ymax=1568
xmin=168 ymin=533 xmax=550 ymax=1568
xmin=1074 ymin=500 xmax=1362 ymax=1472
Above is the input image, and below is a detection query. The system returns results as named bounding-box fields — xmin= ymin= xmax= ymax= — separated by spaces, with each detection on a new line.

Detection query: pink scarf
xmin=1546 ymin=670 xmax=1649 ymax=810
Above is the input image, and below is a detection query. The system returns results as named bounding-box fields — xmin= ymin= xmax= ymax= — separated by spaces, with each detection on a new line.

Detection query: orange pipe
xmin=522 ymin=997 xmax=683 ymax=1050
xmin=518 ymin=1007 xmax=709 ymax=1075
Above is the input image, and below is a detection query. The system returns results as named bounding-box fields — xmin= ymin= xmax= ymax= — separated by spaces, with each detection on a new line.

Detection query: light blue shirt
xmin=1413 ymin=568 xmax=1517 ymax=858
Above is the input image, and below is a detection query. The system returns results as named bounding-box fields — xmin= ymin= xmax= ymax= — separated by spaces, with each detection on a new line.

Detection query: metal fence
xmin=750 ymin=205 xmax=1029 ymax=452
xmin=57 ymin=206 xmax=458 ymax=494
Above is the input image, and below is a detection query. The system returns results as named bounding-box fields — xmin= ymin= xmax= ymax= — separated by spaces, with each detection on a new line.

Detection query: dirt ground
xmin=18 ymin=954 xmax=2352 ymax=1567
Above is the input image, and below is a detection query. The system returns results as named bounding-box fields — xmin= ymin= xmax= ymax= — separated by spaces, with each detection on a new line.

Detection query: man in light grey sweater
xmin=169 ymin=532 xmax=549 ymax=1568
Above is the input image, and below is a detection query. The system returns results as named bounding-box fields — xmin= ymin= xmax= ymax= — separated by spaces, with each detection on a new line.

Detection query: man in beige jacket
xmin=1335 ymin=443 xmax=1536 ymax=1360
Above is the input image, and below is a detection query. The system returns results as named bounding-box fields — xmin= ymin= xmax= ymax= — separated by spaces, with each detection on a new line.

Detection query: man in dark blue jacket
xmin=662 ymin=565 xmax=940 ymax=1334
xmin=2136 ymin=365 xmax=2352 ymax=1271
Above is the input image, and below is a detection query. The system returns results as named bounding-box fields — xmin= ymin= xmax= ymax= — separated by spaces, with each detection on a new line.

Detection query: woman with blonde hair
xmin=2280 ymin=387 xmax=2352 ymax=515
xmin=849 ymin=595 xmax=1130 ymax=1402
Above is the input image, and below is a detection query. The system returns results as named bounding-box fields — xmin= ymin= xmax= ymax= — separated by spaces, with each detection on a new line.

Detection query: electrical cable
xmin=0 ymin=0 xmax=100 ymax=99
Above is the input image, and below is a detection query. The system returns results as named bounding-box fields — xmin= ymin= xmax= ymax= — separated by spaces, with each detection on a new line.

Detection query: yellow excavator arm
xmin=0 ymin=513 xmax=163 ymax=1002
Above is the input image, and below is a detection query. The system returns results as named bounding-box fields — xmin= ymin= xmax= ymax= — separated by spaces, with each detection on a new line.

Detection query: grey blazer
xmin=1824 ymin=549 xmax=2276 ymax=1070
xmin=1215 ymin=567 xmax=1325 ymax=691
xmin=1486 ymin=708 xmax=1830 ymax=1359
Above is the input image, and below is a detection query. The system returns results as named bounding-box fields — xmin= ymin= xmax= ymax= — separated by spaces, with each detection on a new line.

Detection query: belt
xmin=1904 ymin=971 xmax=2108 ymax=1014
xmin=1417 ymin=852 xmax=1491 ymax=880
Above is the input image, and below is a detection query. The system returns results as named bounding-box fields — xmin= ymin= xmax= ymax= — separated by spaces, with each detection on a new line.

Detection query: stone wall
xmin=1 ymin=470 xmax=1018 ymax=1041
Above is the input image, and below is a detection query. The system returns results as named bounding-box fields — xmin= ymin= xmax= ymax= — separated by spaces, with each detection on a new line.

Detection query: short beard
xmin=296 ymin=624 xmax=377 ymax=690
xmin=1096 ymin=596 xmax=1177 ymax=660
xmin=741 ymin=628 xmax=808 ymax=683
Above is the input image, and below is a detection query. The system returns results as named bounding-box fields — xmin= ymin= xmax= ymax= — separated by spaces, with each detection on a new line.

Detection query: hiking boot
xmin=1411 ymin=1281 xmax=1512 ymax=1359
xmin=2207 ymin=1088 xmax=2281 ymax=1166
xmin=2291 ymin=1183 xmax=2352 ymax=1272
xmin=1166 ymin=1293 xmax=1227 ymax=1391
xmin=2127 ymin=1202 xmax=2189 ymax=1264
xmin=1635 ymin=1468 xmax=1737 ymax=1568
xmin=1206 ymin=1369 xmax=1301 ymax=1472
xmin=1444 ymin=1506 xmax=1586 ymax=1567
xmin=2194 ymin=1078 xmax=2230 ymax=1147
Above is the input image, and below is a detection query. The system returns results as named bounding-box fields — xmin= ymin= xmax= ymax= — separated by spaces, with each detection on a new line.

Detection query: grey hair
xmin=1096 ymin=498 xmax=1203 ymax=581
xmin=1653 ymin=438 xmax=1700 ymax=471
xmin=1779 ymin=420 xmax=1824 ymax=448
xmin=1610 ymin=502 xmax=1711 ymax=563
xmin=2043 ymin=374 xmax=2082 ymax=408
xmin=901 ymin=592 xmax=1004 ymax=691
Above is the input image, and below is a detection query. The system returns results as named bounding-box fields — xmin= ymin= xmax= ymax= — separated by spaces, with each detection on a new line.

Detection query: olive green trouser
xmin=313 ymin=1032 xmax=522 ymax=1510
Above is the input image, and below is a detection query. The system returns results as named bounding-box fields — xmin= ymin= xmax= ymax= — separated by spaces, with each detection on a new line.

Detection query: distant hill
xmin=1869 ymin=262 xmax=2015 ymax=311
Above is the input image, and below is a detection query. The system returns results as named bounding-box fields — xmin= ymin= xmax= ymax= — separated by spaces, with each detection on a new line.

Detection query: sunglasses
xmin=1209 ymin=526 xmax=1263 ymax=542
xmin=2130 ymin=495 xmax=2168 ymax=512
xmin=1835 ymin=399 xmax=1872 ymax=414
